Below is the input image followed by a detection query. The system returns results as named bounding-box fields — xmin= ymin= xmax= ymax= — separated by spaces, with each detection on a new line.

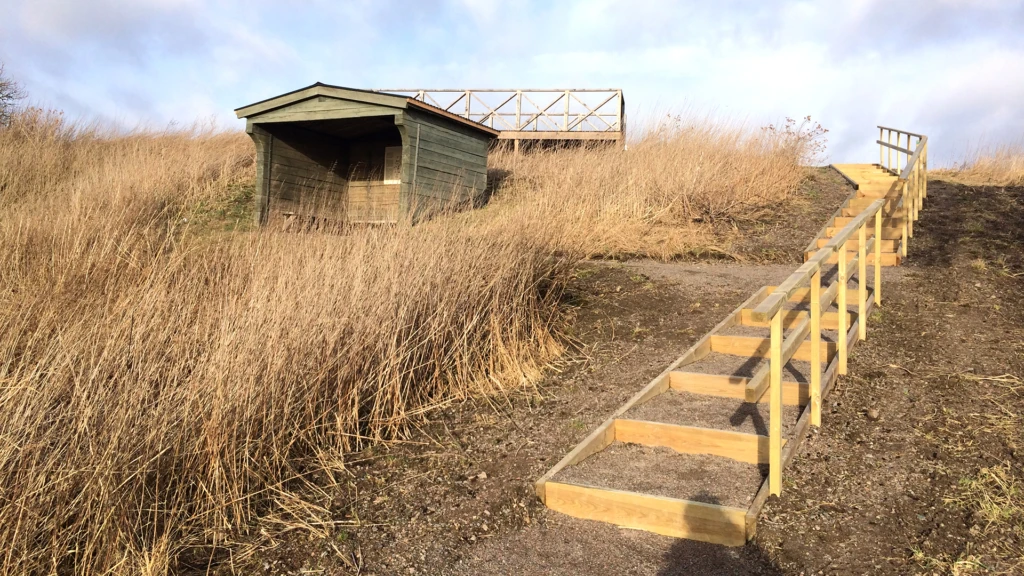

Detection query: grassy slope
xmin=0 ymin=109 xmax=819 ymax=574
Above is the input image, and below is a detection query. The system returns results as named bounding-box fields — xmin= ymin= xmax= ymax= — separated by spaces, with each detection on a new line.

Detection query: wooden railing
xmin=879 ymin=127 xmax=929 ymax=254
xmin=374 ymin=88 xmax=624 ymax=134
xmin=751 ymin=127 xmax=928 ymax=497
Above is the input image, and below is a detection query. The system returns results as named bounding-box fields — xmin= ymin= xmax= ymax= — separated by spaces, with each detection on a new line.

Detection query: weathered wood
xmin=544 ymin=482 xmax=748 ymax=546
xmin=614 ymin=420 xmax=785 ymax=465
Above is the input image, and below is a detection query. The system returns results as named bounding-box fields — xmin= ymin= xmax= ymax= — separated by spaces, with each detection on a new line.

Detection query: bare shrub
xmin=0 ymin=62 xmax=26 ymax=127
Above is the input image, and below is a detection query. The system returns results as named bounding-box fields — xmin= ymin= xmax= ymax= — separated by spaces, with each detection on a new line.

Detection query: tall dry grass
xmin=480 ymin=115 xmax=825 ymax=259
xmin=937 ymin=143 xmax=1024 ymax=187
xmin=0 ymin=108 xmax=818 ymax=574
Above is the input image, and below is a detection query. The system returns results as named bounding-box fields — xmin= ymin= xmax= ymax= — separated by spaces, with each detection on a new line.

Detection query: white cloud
xmin=1 ymin=0 xmax=1022 ymax=162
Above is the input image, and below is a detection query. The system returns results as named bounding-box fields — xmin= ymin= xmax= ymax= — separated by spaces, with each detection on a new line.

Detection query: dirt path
xmin=244 ymin=175 xmax=1023 ymax=575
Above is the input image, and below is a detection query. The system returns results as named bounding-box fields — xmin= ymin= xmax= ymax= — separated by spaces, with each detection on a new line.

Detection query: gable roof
xmin=234 ymin=83 xmax=499 ymax=137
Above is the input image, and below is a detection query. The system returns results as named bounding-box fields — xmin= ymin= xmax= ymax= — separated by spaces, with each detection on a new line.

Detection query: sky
xmin=1 ymin=0 xmax=1023 ymax=164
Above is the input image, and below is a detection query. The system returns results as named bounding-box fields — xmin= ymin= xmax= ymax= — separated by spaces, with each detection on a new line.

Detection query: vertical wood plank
xmin=874 ymin=210 xmax=883 ymax=305
xmin=909 ymin=182 xmax=917 ymax=238
xmin=858 ymin=224 xmax=867 ymax=340
xmin=769 ymin=310 xmax=783 ymax=496
xmin=810 ymin=268 xmax=822 ymax=427
xmin=879 ymin=127 xmax=884 ymax=167
xmin=888 ymin=130 xmax=893 ymax=171
xmin=838 ymin=243 xmax=848 ymax=375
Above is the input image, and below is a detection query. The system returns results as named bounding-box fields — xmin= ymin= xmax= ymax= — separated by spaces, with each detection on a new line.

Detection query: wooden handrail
xmin=899 ymin=137 xmax=927 ymax=181
xmin=877 ymin=125 xmax=925 ymax=138
xmin=751 ymin=199 xmax=885 ymax=323
xmin=876 ymin=140 xmax=914 ymax=155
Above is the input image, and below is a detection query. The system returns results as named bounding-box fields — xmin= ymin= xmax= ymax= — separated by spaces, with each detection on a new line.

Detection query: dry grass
xmin=936 ymin=144 xmax=1024 ymax=187
xmin=478 ymin=115 xmax=825 ymax=259
xmin=0 ymin=108 xmax=818 ymax=574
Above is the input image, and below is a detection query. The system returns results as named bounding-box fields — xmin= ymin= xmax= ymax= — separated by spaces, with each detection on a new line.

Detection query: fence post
xmin=874 ymin=210 xmax=882 ymax=305
xmin=858 ymin=223 xmax=867 ymax=340
xmin=838 ymin=243 xmax=848 ymax=375
xmin=810 ymin=268 xmax=822 ymax=427
xmin=905 ymin=181 xmax=913 ymax=239
xmin=769 ymin=310 xmax=783 ymax=496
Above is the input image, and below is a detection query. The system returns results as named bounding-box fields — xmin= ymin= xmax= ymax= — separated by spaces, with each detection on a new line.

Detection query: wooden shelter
xmin=235 ymin=83 xmax=499 ymax=225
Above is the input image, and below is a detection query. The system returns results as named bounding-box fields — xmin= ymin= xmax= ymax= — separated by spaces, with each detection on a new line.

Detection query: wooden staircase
xmin=536 ymin=127 xmax=929 ymax=546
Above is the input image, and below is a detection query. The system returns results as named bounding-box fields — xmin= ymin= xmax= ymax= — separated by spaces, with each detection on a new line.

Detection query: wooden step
xmin=805 ymin=251 xmax=901 ymax=266
xmin=613 ymin=419 xmax=784 ymax=465
xmin=847 ymin=197 xmax=901 ymax=210
xmin=816 ymin=237 xmax=898 ymax=251
xmin=826 ymin=226 xmax=903 ymax=240
xmin=739 ymin=308 xmax=853 ymax=331
xmin=841 ymin=206 xmax=903 ymax=218
xmin=833 ymin=215 xmax=904 ymax=227
xmin=855 ymin=186 xmax=901 ymax=199
xmin=543 ymin=481 xmax=748 ymax=546
xmin=709 ymin=334 xmax=837 ymax=363
xmin=669 ymin=371 xmax=808 ymax=405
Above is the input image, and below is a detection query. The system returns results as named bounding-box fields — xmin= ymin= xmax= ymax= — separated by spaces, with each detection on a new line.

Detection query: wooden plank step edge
xmin=668 ymin=371 xmax=808 ymax=405
xmin=709 ymin=333 xmax=837 ymax=364
xmin=613 ymin=419 xmax=786 ymax=464
xmin=739 ymin=308 xmax=854 ymax=331
xmin=544 ymin=481 xmax=748 ymax=546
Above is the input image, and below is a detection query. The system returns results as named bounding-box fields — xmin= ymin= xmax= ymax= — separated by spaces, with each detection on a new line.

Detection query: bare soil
xmin=556 ymin=444 xmax=765 ymax=508
xmin=236 ymin=176 xmax=1024 ymax=575
xmin=621 ymin=389 xmax=802 ymax=438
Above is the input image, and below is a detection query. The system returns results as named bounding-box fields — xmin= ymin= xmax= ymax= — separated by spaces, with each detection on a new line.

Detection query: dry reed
xmin=0 ymin=108 xmax=817 ymax=574
xmin=936 ymin=143 xmax=1024 ymax=187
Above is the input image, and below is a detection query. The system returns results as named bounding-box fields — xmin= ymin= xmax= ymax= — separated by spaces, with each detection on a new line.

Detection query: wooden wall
xmin=246 ymin=94 xmax=493 ymax=224
xmin=399 ymin=108 xmax=491 ymax=219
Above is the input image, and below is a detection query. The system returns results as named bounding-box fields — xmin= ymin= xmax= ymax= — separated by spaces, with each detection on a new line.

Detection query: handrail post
xmin=896 ymin=132 xmax=902 ymax=173
xmin=874 ymin=210 xmax=882 ymax=305
xmin=917 ymin=161 xmax=923 ymax=219
xmin=838 ymin=243 xmax=848 ymax=375
xmin=769 ymin=310 xmax=783 ymax=496
xmin=858 ymin=223 xmax=867 ymax=340
xmin=901 ymin=207 xmax=909 ymax=259
xmin=879 ymin=127 xmax=884 ymax=167
xmin=923 ymin=141 xmax=929 ymax=198
xmin=810 ymin=269 xmax=822 ymax=427
xmin=905 ymin=181 xmax=913 ymax=238
xmin=887 ymin=130 xmax=893 ymax=172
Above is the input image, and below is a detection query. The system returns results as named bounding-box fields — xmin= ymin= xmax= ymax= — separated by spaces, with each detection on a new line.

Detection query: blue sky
xmin=1 ymin=0 xmax=1023 ymax=164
